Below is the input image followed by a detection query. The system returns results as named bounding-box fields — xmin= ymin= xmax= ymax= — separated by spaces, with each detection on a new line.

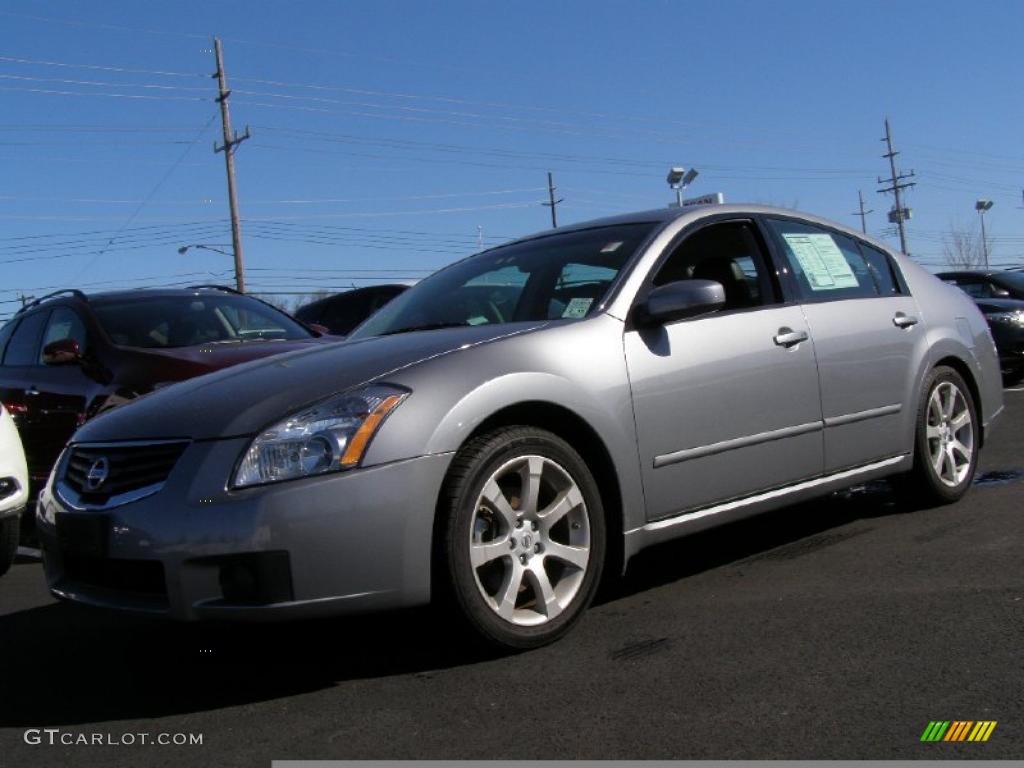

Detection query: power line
xmin=0 ymin=54 xmax=206 ymax=78
xmin=0 ymin=85 xmax=210 ymax=102
xmin=0 ymin=73 xmax=210 ymax=91
xmin=68 ymin=111 xmax=219 ymax=281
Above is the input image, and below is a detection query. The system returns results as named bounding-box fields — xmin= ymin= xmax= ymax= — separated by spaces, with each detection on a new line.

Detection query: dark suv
xmin=0 ymin=287 xmax=331 ymax=523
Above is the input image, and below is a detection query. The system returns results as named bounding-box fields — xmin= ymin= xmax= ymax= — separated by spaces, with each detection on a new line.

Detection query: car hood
xmin=130 ymin=337 xmax=329 ymax=374
xmin=76 ymin=322 xmax=546 ymax=442
xmin=975 ymin=297 xmax=1024 ymax=314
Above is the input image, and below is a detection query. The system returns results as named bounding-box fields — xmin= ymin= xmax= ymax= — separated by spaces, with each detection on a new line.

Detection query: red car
xmin=0 ymin=286 xmax=334 ymax=525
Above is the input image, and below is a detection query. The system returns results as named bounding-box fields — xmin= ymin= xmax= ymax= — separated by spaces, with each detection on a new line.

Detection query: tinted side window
xmin=0 ymin=320 xmax=17 ymax=364
xmin=951 ymin=279 xmax=989 ymax=298
xmin=39 ymin=307 xmax=88 ymax=361
xmin=3 ymin=311 xmax=48 ymax=366
xmin=766 ymin=219 xmax=877 ymax=301
xmin=858 ymin=243 xmax=902 ymax=295
xmin=653 ymin=221 xmax=776 ymax=310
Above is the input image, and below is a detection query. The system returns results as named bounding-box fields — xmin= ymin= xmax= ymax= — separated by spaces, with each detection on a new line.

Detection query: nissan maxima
xmin=37 ymin=205 xmax=1003 ymax=648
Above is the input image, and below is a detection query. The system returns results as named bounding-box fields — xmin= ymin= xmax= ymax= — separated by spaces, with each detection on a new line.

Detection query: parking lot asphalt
xmin=1 ymin=390 xmax=1022 ymax=766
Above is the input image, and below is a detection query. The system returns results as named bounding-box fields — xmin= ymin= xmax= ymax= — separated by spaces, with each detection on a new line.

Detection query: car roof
xmin=501 ymin=203 xmax=903 ymax=257
xmin=12 ymin=287 xmax=252 ymax=317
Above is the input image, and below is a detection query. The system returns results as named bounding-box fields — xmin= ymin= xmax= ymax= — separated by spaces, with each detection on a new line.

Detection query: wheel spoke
xmin=525 ymin=564 xmax=561 ymax=619
xmin=950 ymin=410 xmax=971 ymax=433
xmin=950 ymin=439 xmax=971 ymax=463
xmin=544 ymin=541 xmax=589 ymax=570
xmin=471 ymin=538 xmax=511 ymax=568
xmin=495 ymin=563 xmax=524 ymax=620
xmin=932 ymin=445 xmax=946 ymax=478
xmin=926 ymin=424 xmax=942 ymax=441
xmin=539 ymin=485 xmax=583 ymax=529
xmin=519 ymin=456 xmax=544 ymax=514
xmin=481 ymin=479 xmax=518 ymax=528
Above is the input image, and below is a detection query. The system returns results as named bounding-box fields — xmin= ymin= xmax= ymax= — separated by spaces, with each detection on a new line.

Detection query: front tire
xmin=439 ymin=426 xmax=606 ymax=650
xmin=898 ymin=366 xmax=979 ymax=506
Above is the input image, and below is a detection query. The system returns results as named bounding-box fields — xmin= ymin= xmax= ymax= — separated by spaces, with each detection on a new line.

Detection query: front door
xmin=624 ymin=219 xmax=825 ymax=522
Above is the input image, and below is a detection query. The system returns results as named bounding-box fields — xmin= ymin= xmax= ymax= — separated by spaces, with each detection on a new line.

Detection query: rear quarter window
xmin=0 ymin=319 xmax=16 ymax=364
xmin=2 ymin=311 xmax=48 ymax=366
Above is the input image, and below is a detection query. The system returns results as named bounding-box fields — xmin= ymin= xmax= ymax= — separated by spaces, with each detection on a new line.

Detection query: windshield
xmin=92 ymin=294 xmax=312 ymax=349
xmin=349 ymin=223 xmax=656 ymax=339
xmin=996 ymin=272 xmax=1024 ymax=296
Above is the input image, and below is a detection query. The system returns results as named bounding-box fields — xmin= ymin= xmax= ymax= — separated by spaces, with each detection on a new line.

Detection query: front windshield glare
xmin=93 ymin=294 xmax=311 ymax=348
xmin=350 ymin=223 xmax=657 ymax=339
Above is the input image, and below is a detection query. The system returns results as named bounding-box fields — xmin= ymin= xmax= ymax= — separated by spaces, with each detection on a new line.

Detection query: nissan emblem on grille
xmin=85 ymin=457 xmax=109 ymax=491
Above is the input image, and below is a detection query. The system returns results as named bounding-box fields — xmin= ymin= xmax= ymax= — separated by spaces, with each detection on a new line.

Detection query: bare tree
xmin=942 ymin=221 xmax=992 ymax=269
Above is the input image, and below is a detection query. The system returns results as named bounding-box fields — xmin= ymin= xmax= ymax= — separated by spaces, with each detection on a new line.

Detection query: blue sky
xmin=1 ymin=0 xmax=1022 ymax=319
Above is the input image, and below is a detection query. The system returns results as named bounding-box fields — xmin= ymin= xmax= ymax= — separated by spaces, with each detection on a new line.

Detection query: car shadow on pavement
xmin=0 ymin=481 xmax=908 ymax=729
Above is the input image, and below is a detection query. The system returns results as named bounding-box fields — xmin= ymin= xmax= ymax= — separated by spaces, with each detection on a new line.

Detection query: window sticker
xmin=466 ymin=315 xmax=489 ymax=326
xmin=782 ymin=232 xmax=859 ymax=291
xmin=600 ymin=241 xmax=624 ymax=253
xmin=562 ymin=297 xmax=593 ymax=318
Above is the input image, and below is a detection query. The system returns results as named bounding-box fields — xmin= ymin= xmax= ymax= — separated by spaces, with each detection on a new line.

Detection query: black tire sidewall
xmin=443 ymin=428 xmax=606 ymax=649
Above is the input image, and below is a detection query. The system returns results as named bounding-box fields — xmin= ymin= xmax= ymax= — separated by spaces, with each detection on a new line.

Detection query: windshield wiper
xmin=379 ymin=321 xmax=471 ymax=337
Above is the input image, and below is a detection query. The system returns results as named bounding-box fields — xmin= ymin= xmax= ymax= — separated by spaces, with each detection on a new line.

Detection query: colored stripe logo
xmin=921 ymin=721 xmax=997 ymax=742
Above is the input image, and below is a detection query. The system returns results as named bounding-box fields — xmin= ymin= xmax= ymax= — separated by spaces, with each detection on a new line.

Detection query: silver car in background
xmin=37 ymin=205 xmax=1003 ymax=648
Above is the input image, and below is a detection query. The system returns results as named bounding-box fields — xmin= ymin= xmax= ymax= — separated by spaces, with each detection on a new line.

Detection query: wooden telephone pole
xmin=213 ymin=38 xmax=250 ymax=292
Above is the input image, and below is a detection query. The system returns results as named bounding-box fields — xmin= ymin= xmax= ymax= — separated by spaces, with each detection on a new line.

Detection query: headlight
xmin=232 ymin=385 xmax=409 ymax=488
xmin=987 ymin=311 xmax=1024 ymax=327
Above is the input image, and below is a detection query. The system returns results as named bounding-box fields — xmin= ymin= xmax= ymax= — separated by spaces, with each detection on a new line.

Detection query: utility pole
xmin=212 ymin=37 xmax=251 ymax=292
xmin=852 ymin=190 xmax=873 ymax=234
xmin=876 ymin=117 xmax=916 ymax=255
xmin=542 ymin=171 xmax=563 ymax=228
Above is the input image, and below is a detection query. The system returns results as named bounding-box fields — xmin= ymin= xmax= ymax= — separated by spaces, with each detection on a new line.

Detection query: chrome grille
xmin=63 ymin=441 xmax=188 ymax=505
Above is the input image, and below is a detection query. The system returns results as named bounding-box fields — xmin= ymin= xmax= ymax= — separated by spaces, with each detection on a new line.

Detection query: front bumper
xmin=37 ymin=437 xmax=453 ymax=621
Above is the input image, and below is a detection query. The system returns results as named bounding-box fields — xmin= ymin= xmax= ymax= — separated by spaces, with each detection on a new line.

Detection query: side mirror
xmin=42 ymin=338 xmax=82 ymax=366
xmin=635 ymin=279 xmax=726 ymax=326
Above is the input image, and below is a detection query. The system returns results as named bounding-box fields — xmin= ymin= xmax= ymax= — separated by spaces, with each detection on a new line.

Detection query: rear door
xmin=624 ymin=218 xmax=825 ymax=521
xmin=29 ymin=307 xmax=93 ymax=477
xmin=763 ymin=217 xmax=921 ymax=471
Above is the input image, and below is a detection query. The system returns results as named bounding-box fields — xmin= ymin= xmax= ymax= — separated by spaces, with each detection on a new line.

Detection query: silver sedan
xmin=37 ymin=205 xmax=1003 ymax=648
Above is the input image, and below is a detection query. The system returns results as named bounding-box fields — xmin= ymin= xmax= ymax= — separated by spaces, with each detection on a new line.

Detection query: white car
xmin=0 ymin=404 xmax=28 ymax=576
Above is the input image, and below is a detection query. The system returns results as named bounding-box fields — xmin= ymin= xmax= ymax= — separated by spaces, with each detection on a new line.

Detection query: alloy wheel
xmin=468 ymin=455 xmax=590 ymax=627
xmin=926 ymin=381 xmax=974 ymax=487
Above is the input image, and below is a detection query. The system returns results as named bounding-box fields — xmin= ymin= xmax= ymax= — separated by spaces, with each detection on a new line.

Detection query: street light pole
xmin=975 ymin=199 xmax=993 ymax=269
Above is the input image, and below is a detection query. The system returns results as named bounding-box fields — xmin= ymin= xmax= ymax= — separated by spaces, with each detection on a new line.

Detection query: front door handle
xmin=24 ymin=386 xmax=40 ymax=396
xmin=773 ymin=327 xmax=809 ymax=347
xmin=893 ymin=312 xmax=919 ymax=329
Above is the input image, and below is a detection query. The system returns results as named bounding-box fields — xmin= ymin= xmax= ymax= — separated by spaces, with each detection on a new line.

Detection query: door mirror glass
xmin=42 ymin=337 xmax=82 ymax=366
xmin=637 ymin=279 xmax=725 ymax=325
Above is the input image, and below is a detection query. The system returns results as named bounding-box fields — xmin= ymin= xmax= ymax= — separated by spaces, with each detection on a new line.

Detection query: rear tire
xmin=0 ymin=515 xmax=19 ymax=577
xmin=439 ymin=426 xmax=605 ymax=650
xmin=895 ymin=366 xmax=979 ymax=507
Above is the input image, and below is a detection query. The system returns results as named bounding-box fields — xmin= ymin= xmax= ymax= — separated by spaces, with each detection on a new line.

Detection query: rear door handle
xmin=893 ymin=312 xmax=919 ymax=329
xmin=24 ymin=386 xmax=40 ymax=396
xmin=773 ymin=327 xmax=809 ymax=347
